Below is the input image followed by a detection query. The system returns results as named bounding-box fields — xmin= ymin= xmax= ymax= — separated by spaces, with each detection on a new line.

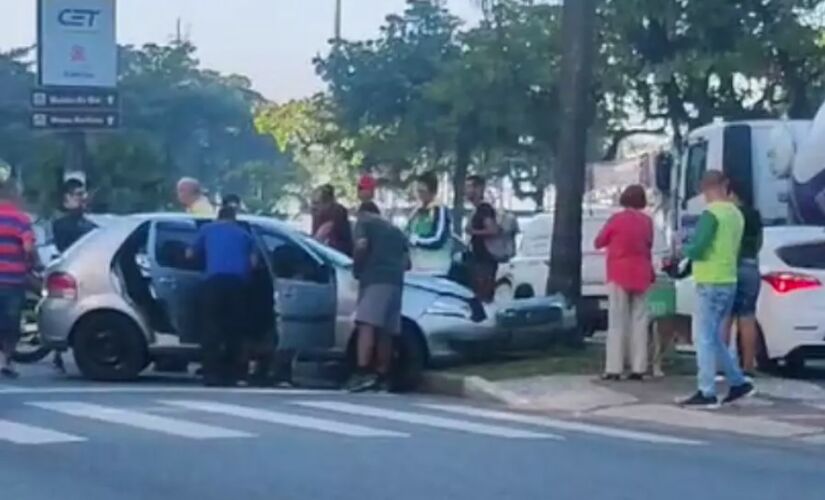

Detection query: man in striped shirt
xmin=0 ymin=179 xmax=35 ymax=378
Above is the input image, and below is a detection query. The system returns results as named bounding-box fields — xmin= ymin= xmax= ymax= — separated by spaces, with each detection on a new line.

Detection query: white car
xmin=675 ymin=226 xmax=825 ymax=370
xmin=497 ymin=208 xmax=668 ymax=334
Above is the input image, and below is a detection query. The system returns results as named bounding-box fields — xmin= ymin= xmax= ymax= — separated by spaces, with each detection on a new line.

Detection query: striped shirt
xmin=0 ymin=202 xmax=34 ymax=285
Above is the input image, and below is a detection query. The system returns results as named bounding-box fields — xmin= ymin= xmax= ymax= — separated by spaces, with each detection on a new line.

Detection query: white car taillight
xmin=762 ymin=272 xmax=822 ymax=294
xmin=46 ymin=272 xmax=78 ymax=300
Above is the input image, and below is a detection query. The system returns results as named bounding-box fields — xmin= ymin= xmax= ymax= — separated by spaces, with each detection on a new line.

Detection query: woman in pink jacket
xmin=594 ymin=185 xmax=655 ymax=381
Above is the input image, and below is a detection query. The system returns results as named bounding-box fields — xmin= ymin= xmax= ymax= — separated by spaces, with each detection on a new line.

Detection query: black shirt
xmin=53 ymin=211 xmax=97 ymax=253
xmin=739 ymin=205 xmax=763 ymax=260
xmin=470 ymin=202 xmax=496 ymax=262
xmin=357 ymin=201 xmax=381 ymax=216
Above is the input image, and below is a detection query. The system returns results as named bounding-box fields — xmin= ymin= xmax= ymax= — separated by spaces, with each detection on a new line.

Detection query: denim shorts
xmin=732 ymin=259 xmax=761 ymax=317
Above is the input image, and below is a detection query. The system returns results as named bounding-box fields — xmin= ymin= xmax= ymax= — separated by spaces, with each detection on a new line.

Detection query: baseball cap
xmin=358 ymin=174 xmax=377 ymax=192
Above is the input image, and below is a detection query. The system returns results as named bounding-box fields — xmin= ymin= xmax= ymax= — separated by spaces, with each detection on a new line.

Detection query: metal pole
xmin=334 ymin=0 xmax=342 ymax=42
xmin=63 ymin=132 xmax=88 ymax=184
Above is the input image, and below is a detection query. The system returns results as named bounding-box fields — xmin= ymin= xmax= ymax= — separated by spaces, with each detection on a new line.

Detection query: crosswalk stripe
xmin=420 ymin=404 xmax=704 ymax=446
xmin=162 ymin=400 xmax=408 ymax=438
xmin=294 ymin=401 xmax=560 ymax=439
xmin=28 ymin=401 xmax=253 ymax=440
xmin=0 ymin=419 xmax=86 ymax=445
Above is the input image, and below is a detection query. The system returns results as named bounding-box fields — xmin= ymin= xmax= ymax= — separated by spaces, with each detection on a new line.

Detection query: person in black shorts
xmin=725 ymin=189 xmax=763 ymax=378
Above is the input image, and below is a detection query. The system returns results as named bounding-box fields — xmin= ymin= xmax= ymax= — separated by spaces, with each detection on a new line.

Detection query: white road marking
xmin=163 ymin=400 xmax=407 ymax=438
xmin=594 ymin=404 xmax=816 ymax=439
xmin=294 ymin=401 xmax=560 ymax=440
xmin=0 ymin=386 xmax=333 ymax=396
xmin=0 ymin=419 xmax=86 ymax=445
xmin=420 ymin=404 xmax=704 ymax=446
xmin=29 ymin=401 xmax=253 ymax=440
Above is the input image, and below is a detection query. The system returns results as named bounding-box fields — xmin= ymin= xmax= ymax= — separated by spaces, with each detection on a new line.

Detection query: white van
xmin=496 ymin=207 xmax=668 ymax=334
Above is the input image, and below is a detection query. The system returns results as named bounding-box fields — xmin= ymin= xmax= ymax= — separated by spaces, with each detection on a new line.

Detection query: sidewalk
xmin=423 ymin=371 xmax=825 ymax=443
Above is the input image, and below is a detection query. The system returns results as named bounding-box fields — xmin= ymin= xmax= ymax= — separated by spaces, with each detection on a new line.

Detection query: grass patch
xmin=446 ymin=343 xmax=696 ymax=381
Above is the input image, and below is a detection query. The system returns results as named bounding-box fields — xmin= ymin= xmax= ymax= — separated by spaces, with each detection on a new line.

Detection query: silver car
xmin=38 ymin=213 xmax=575 ymax=387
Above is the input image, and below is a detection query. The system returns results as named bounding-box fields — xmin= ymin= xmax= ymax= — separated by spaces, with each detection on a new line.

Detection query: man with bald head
xmin=177 ymin=177 xmax=214 ymax=217
xmin=679 ymin=170 xmax=755 ymax=408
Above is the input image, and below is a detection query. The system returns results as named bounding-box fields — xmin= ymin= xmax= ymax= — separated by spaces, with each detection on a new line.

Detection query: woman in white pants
xmin=594 ymin=185 xmax=655 ymax=381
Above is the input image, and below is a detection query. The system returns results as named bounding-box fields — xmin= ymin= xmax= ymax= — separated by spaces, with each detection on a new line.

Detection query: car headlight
xmin=425 ymin=297 xmax=473 ymax=319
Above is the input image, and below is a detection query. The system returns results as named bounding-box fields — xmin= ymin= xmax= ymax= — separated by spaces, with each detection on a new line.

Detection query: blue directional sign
xmin=31 ymin=87 xmax=119 ymax=109
xmin=31 ymin=110 xmax=119 ymax=130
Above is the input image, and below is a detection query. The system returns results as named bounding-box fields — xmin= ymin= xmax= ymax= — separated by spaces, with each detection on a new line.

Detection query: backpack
xmin=485 ymin=211 xmax=519 ymax=263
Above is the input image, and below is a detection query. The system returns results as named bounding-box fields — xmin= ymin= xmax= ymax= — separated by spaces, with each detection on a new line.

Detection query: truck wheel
xmin=73 ymin=312 xmax=147 ymax=382
xmin=514 ymin=284 xmax=535 ymax=300
xmin=390 ymin=324 xmax=427 ymax=393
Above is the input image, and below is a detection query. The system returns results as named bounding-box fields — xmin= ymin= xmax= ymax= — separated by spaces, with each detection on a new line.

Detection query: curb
xmin=420 ymin=372 xmax=528 ymax=406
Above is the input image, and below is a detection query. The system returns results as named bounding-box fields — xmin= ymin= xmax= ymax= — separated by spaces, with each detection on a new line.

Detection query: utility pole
xmin=546 ymin=0 xmax=598 ymax=301
xmin=334 ymin=0 xmax=343 ymax=42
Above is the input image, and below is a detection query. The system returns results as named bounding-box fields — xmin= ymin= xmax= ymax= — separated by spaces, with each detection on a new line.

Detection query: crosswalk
xmin=0 ymin=398 xmax=704 ymax=447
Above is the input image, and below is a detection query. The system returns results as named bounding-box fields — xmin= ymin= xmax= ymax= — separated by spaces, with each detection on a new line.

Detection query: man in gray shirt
xmin=347 ymin=207 xmax=409 ymax=392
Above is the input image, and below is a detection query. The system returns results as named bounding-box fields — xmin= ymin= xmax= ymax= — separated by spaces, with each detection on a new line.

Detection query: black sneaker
xmin=678 ymin=391 xmax=720 ymax=409
xmin=723 ymin=382 xmax=756 ymax=404
xmin=346 ymin=373 xmax=379 ymax=393
xmin=627 ymin=373 xmax=644 ymax=382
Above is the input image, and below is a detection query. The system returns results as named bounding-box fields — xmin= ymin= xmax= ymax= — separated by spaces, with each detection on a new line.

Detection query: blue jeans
xmin=694 ymin=284 xmax=746 ymax=397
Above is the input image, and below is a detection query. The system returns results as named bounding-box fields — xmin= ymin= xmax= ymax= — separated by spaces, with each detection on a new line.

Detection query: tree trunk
xmin=452 ymin=136 xmax=471 ymax=233
xmin=546 ymin=0 xmax=598 ymax=300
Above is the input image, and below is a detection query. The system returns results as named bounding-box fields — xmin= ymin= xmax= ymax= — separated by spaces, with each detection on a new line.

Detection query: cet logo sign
xmin=39 ymin=0 xmax=116 ymax=87
xmin=57 ymin=8 xmax=101 ymax=29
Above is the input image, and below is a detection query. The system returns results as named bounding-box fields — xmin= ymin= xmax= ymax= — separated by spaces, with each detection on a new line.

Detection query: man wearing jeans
xmin=680 ymin=171 xmax=755 ymax=408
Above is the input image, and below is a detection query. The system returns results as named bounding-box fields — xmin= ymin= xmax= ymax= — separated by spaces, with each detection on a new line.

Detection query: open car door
xmin=147 ymin=218 xmax=204 ymax=344
xmin=256 ymin=229 xmax=337 ymax=354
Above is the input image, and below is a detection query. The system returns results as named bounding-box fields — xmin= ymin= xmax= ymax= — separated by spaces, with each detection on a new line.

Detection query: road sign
xmin=31 ymin=110 xmax=119 ymax=130
xmin=38 ymin=0 xmax=117 ymax=88
xmin=31 ymin=87 xmax=118 ymax=109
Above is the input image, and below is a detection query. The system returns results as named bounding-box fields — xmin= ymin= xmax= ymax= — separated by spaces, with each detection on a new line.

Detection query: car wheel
xmin=782 ymin=352 xmax=806 ymax=377
xmin=73 ymin=312 xmax=148 ymax=382
xmin=514 ymin=284 xmax=535 ymax=300
xmin=389 ymin=324 xmax=427 ymax=393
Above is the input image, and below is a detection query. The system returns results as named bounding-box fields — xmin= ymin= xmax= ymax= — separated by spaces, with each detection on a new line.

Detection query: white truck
xmin=658 ymin=106 xmax=825 ymax=240
xmin=655 ymin=102 xmax=825 ymax=367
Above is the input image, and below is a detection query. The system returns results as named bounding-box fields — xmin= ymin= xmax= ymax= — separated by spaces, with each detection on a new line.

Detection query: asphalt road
xmin=1 ymin=363 xmax=824 ymax=500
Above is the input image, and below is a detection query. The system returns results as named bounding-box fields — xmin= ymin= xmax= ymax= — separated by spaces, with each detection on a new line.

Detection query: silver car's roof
xmin=127 ymin=212 xmax=291 ymax=231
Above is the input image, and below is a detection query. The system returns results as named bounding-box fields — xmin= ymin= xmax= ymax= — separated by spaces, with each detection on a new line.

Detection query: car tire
xmin=389 ymin=324 xmax=427 ymax=393
xmin=73 ymin=312 xmax=148 ymax=382
xmin=514 ymin=284 xmax=535 ymax=300
xmin=782 ymin=352 xmax=806 ymax=377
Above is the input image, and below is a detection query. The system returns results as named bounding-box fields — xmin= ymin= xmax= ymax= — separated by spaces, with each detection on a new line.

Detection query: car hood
xmin=403 ymin=273 xmax=475 ymax=299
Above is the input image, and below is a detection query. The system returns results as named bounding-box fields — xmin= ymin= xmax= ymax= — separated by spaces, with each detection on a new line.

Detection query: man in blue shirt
xmin=189 ymin=206 xmax=257 ymax=386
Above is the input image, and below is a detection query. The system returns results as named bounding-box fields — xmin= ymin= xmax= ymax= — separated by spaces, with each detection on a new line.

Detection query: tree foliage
xmin=0 ymin=41 xmax=288 ymax=214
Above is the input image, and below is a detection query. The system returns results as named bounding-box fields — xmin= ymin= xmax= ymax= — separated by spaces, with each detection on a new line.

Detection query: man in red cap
xmin=357 ymin=174 xmax=380 ymax=215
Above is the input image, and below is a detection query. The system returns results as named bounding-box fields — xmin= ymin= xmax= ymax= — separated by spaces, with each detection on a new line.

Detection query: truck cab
xmin=674 ymin=119 xmax=813 ymax=243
